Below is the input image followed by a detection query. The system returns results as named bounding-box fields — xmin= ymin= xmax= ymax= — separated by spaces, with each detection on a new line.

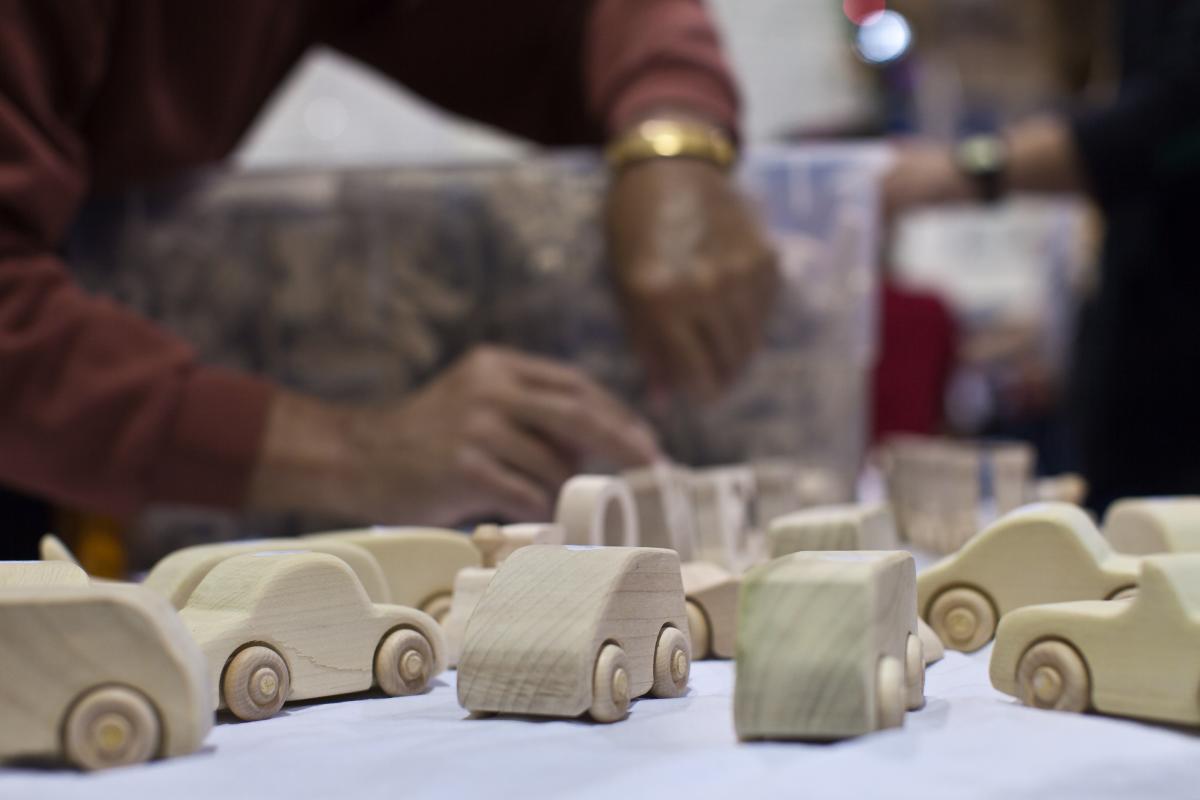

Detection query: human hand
xmin=607 ymin=158 xmax=779 ymax=402
xmin=248 ymin=346 xmax=660 ymax=525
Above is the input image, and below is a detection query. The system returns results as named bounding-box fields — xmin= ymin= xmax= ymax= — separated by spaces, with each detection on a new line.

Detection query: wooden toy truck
xmin=735 ymin=551 xmax=924 ymax=740
xmin=990 ymin=555 xmax=1200 ymax=726
xmin=457 ymin=546 xmax=690 ymax=722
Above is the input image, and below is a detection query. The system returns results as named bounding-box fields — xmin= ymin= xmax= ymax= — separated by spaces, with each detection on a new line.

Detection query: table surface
xmin=4 ymin=645 xmax=1199 ymax=800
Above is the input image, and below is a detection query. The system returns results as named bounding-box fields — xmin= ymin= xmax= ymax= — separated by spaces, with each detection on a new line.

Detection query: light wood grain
xmin=442 ymin=524 xmax=565 ymax=668
xmin=990 ymin=554 xmax=1200 ymax=726
xmin=457 ymin=546 xmax=689 ymax=721
xmin=917 ymin=618 xmax=945 ymax=665
xmin=306 ymin=527 xmax=479 ymax=618
xmin=690 ymin=466 xmax=757 ymax=572
xmin=0 ymin=582 xmax=211 ymax=769
xmin=768 ymin=504 xmax=898 ymax=557
xmin=680 ymin=561 xmax=740 ymax=660
xmin=734 ymin=551 xmax=922 ymax=740
xmin=555 ymin=475 xmax=639 ymax=547
xmin=1103 ymin=496 xmax=1200 ymax=554
xmin=0 ymin=560 xmax=91 ymax=587
xmin=623 ymin=464 xmax=697 ymax=558
xmin=144 ymin=537 xmax=391 ymax=608
xmin=179 ymin=552 xmax=445 ymax=719
xmin=918 ymin=503 xmax=1141 ymax=652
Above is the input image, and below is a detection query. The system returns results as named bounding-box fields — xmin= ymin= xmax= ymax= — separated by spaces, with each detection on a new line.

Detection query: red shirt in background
xmin=0 ymin=0 xmax=740 ymax=516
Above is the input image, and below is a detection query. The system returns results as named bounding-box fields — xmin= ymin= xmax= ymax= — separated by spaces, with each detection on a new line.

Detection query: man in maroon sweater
xmin=0 ymin=1 xmax=777 ymax=527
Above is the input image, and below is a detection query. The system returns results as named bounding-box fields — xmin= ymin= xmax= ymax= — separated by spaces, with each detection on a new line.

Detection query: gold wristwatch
xmin=605 ymin=118 xmax=737 ymax=171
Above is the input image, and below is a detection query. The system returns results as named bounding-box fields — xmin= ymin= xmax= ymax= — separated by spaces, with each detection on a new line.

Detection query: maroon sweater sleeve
xmin=0 ymin=5 xmax=273 ymax=516
xmin=327 ymin=0 xmax=740 ymax=143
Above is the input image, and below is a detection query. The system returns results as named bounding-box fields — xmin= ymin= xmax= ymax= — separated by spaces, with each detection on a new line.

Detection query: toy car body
xmin=768 ymin=504 xmax=898 ymax=557
xmin=0 ymin=583 xmax=210 ymax=770
xmin=735 ymin=551 xmax=924 ymax=740
xmin=917 ymin=503 xmax=1140 ymax=652
xmin=144 ymin=537 xmax=390 ymax=607
xmin=990 ymin=555 xmax=1200 ymax=726
xmin=457 ymin=546 xmax=690 ymax=722
xmin=0 ymin=560 xmax=90 ymax=587
xmin=306 ymin=526 xmax=479 ymax=621
xmin=680 ymin=561 xmax=740 ymax=660
xmin=180 ymin=552 xmax=445 ymax=721
xmin=1103 ymin=496 xmax=1200 ymax=554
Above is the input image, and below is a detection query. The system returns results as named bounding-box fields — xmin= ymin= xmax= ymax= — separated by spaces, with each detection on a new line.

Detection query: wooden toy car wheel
xmin=650 ymin=626 xmax=691 ymax=698
xmin=1016 ymin=640 xmax=1090 ymax=713
xmin=927 ymin=587 xmax=996 ymax=652
xmin=905 ymin=633 xmax=925 ymax=710
xmin=421 ymin=593 xmax=453 ymax=624
xmin=685 ymin=600 xmax=711 ymax=660
xmin=63 ymin=685 xmax=161 ymax=771
xmin=223 ymin=645 xmax=291 ymax=721
xmin=590 ymin=643 xmax=631 ymax=723
xmin=375 ymin=627 xmax=435 ymax=695
xmin=876 ymin=655 xmax=906 ymax=730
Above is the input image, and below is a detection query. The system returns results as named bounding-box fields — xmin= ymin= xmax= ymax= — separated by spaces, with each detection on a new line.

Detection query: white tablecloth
xmin=4 ymin=647 xmax=1199 ymax=799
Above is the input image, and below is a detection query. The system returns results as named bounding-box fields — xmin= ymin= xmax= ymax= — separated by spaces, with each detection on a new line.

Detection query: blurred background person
xmin=883 ymin=0 xmax=1200 ymax=512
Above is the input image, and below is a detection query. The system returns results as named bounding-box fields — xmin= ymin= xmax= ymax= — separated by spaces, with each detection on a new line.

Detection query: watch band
xmin=605 ymin=119 xmax=737 ymax=171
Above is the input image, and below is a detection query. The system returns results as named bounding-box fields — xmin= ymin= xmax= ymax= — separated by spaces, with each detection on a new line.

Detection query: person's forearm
xmin=1001 ymin=116 xmax=1088 ymax=195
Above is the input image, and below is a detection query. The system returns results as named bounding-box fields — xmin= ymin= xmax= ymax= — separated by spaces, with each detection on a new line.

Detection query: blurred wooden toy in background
xmin=690 ymin=465 xmax=759 ymax=572
xmin=1033 ymin=473 xmax=1089 ymax=506
xmin=918 ymin=503 xmax=1140 ymax=653
xmin=990 ymin=555 xmax=1200 ymax=727
xmin=180 ymin=552 xmax=445 ymax=721
xmin=680 ymin=561 xmax=740 ymax=660
xmin=143 ymin=537 xmax=390 ymax=608
xmin=442 ymin=523 xmax=563 ymax=668
xmin=917 ymin=619 xmax=945 ymax=665
xmin=39 ymin=533 xmax=83 ymax=567
xmin=1102 ymin=497 xmax=1200 ymax=554
xmin=554 ymin=475 xmax=639 ymax=547
xmin=624 ymin=464 xmax=696 ymax=557
xmin=768 ymin=504 xmax=898 ymax=557
xmin=735 ymin=551 xmax=924 ymax=741
xmin=0 ymin=559 xmax=90 ymax=587
xmin=458 ymin=546 xmax=690 ymax=723
xmin=0 ymin=582 xmax=210 ymax=770
xmin=881 ymin=436 xmax=1035 ymax=554
xmin=306 ymin=527 xmax=479 ymax=622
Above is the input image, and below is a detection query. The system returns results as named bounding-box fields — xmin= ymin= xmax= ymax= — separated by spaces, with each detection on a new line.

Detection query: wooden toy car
xmin=767 ymin=504 xmax=898 ymax=557
xmin=0 ymin=582 xmax=211 ymax=770
xmin=735 ymin=551 xmax=924 ymax=740
xmin=457 ymin=546 xmax=690 ymax=722
xmin=306 ymin=527 xmax=479 ymax=621
xmin=990 ymin=555 xmax=1200 ymax=726
xmin=555 ymin=475 xmax=639 ymax=547
xmin=180 ymin=552 xmax=445 ymax=721
xmin=0 ymin=560 xmax=91 ymax=587
xmin=918 ymin=503 xmax=1140 ymax=653
xmin=1103 ymin=496 xmax=1200 ymax=554
xmin=441 ymin=523 xmax=563 ymax=668
xmin=144 ymin=537 xmax=391 ymax=608
xmin=680 ymin=561 xmax=740 ymax=660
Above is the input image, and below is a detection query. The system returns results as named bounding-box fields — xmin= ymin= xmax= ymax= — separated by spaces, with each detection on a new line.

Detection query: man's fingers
xmin=456 ymin=445 xmax=552 ymax=522
xmin=469 ymin=414 xmax=575 ymax=491
xmin=503 ymin=386 xmax=659 ymax=467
